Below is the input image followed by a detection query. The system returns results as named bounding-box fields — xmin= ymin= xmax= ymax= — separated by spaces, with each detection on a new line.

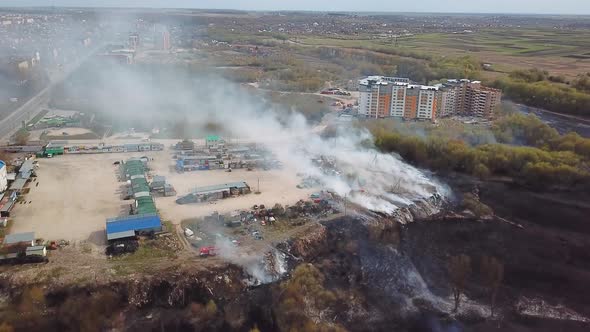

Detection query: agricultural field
xmin=294 ymin=28 xmax=590 ymax=78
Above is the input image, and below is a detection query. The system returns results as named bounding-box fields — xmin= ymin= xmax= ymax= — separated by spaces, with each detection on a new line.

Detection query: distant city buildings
xmin=358 ymin=76 xmax=502 ymax=121
xmin=161 ymin=30 xmax=171 ymax=50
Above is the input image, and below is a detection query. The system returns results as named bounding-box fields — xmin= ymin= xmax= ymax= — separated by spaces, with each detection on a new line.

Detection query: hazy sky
xmin=0 ymin=0 xmax=588 ymax=15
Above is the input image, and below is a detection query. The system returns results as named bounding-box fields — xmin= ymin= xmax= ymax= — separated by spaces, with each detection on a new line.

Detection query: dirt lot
xmin=9 ymin=153 xmax=153 ymax=245
xmin=147 ymin=147 xmax=315 ymax=224
xmin=7 ymin=141 xmax=314 ymax=245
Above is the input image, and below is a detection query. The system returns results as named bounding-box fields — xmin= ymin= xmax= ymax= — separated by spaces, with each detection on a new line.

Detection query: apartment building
xmin=440 ymin=87 xmax=457 ymax=117
xmin=359 ymin=76 xmax=439 ymax=121
xmin=442 ymin=79 xmax=502 ymax=118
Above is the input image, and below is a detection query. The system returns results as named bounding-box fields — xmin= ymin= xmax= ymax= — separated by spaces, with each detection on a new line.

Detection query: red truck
xmin=199 ymin=246 xmax=218 ymax=257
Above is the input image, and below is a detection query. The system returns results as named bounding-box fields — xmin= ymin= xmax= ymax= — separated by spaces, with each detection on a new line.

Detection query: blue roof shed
xmin=105 ymin=213 xmax=162 ymax=241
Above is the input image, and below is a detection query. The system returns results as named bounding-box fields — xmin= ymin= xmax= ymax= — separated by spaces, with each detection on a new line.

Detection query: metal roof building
xmin=190 ymin=181 xmax=250 ymax=195
xmin=9 ymin=178 xmax=27 ymax=191
xmin=3 ymin=232 xmax=35 ymax=245
xmin=1 ymin=200 xmax=16 ymax=217
xmin=18 ymin=160 xmax=35 ymax=179
xmin=136 ymin=196 xmax=157 ymax=215
xmin=106 ymin=214 xmax=162 ymax=241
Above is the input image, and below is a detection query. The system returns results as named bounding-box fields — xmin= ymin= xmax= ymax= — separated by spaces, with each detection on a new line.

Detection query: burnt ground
xmin=1 ymin=176 xmax=589 ymax=332
xmin=306 ymin=176 xmax=590 ymax=332
xmin=400 ymin=179 xmax=590 ymax=331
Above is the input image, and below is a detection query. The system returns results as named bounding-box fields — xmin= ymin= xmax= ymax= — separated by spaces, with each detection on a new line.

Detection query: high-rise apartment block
xmin=359 ymin=76 xmax=439 ymax=120
xmin=445 ymin=80 xmax=502 ymax=118
xmin=358 ymin=76 xmax=502 ymax=120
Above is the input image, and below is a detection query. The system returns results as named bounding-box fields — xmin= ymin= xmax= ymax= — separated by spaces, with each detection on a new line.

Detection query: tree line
xmin=372 ymin=114 xmax=590 ymax=189
xmin=490 ymin=69 xmax=590 ymax=117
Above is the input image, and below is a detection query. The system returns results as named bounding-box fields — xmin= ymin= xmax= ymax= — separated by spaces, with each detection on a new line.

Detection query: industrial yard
xmin=6 ymin=139 xmax=315 ymax=246
xmin=9 ymin=153 xmax=142 ymax=243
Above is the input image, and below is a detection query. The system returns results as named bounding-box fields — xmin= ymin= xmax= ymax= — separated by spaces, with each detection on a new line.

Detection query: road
xmin=0 ymin=44 xmax=106 ymax=143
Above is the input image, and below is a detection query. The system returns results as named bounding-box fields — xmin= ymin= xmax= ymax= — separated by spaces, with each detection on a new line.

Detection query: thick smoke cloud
xmin=67 ymin=62 xmax=449 ymax=215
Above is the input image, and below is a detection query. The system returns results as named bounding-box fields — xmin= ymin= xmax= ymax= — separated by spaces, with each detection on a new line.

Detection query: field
xmin=294 ymin=28 xmax=590 ymax=78
xmin=45 ymin=127 xmax=100 ymax=140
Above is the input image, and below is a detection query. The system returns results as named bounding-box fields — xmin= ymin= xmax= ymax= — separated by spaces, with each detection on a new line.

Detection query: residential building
xmin=358 ymin=76 xmax=440 ymax=121
xmin=440 ymin=88 xmax=458 ymax=117
xmin=358 ymin=76 xmax=502 ymax=120
xmin=162 ymin=30 xmax=171 ymax=50
xmin=442 ymin=79 xmax=502 ymax=118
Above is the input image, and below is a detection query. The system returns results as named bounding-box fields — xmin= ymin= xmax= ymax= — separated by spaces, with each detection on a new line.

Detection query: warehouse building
xmin=0 ymin=232 xmax=46 ymax=263
xmin=18 ymin=159 xmax=35 ymax=179
xmin=105 ymin=213 xmax=162 ymax=241
xmin=176 ymin=155 xmax=220 ymax=172
xmin=176 ymin=181 xmax=251 ymax=204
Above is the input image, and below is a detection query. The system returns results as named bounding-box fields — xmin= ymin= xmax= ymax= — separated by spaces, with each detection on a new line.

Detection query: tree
xmin=15 ymin=130 xmax=30 ymax=145
xmin=480 ymin=256 xmax=504 ymax=318
xmin=448 ymin=254 xmax=472 ymax=312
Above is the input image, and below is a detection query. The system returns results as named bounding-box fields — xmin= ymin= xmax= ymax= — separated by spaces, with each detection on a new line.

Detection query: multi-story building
xmin=359 ymin=76 xmax=501 ymax=120
xmin=358 ymin=76 xmax=440 ymax=121
xmin=162 ymin=30 xmax=171 ymax=50
xmin=440 ymin=88 xmax=457 ymax=117
xmin=441 ymin=79 xmax=502 ymax=118
xmin=465 ymin=81 xmax=502 ymax=118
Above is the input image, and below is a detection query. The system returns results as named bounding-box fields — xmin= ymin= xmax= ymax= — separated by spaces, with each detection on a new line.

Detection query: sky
xmin=0 ymin=0 xmax=588 ymax=15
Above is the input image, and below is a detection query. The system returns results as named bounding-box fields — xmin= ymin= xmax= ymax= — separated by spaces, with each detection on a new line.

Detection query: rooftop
xmin=3 ymin=232 xmax=34 ymax=245
xmin=19 ymin=159 xmax=34 ymax=175
xmin=190 ymin=181 xmax=249 ymax=195
xmin=359 ymin=76 xmax=411 ymax=86
xmin=9 ymin=178 xmax=27 ymax=191
xmin=106 ymin=213 xmax=161 ymax=235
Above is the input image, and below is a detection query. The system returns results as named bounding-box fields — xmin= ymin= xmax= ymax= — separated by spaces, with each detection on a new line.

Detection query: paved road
xmin=0 ymin=44 xmax=106 ymax=142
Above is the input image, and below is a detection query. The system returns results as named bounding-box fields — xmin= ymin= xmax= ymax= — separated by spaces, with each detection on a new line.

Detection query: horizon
xmin=0 ymin=6 xmax=589 ymax=17
xmin=0 ymin=0 xmax=588 ymax=16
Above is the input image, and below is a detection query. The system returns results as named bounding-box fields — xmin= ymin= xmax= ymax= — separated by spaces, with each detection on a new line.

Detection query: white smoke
xmin=215 ymin=237 xmax=287 ymax=284
xmin=65 ymin=59 xmax=449 ymax=215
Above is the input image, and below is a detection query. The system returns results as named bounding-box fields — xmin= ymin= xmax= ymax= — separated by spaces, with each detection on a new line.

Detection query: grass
xmin=27 ymin=109 xmax=49 ymax=126
xmin=112 ymin=241 xmax=176 ymax=264
xmin=33 ymin=266 xmax=67 ymax=283
xmin=45 ymin=132 xmax=100 ymax=140
xmin=81 ymin=242 xmax=92 ymax=254
xmin=293 ymin=28 xmax=590 ymax=78
xmin=402 ymin=29 xmax=590 ymax=57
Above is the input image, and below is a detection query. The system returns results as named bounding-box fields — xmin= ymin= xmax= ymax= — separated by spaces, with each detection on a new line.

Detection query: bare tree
xmin=448 ymin=254 xmax=472 ymax=312
xmin=480 ymin=255 xmax=504 ymax=317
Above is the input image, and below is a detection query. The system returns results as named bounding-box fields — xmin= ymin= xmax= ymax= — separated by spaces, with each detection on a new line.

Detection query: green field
xmin=403 ymin=29 xmax=590 ymax=57
xmin=291 ymin=28 xmax=590 ymax=77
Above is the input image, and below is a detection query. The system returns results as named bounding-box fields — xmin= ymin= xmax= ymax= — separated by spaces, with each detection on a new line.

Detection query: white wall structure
xmin=0 ymin=161 xmax=7 ymax=192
